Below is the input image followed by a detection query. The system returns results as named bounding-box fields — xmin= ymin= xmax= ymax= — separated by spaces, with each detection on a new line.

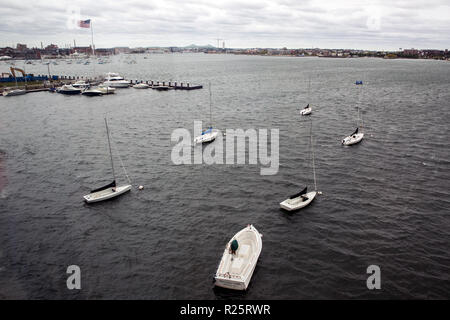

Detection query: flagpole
xmin=90 ymin=20 xmax=96 ymax=76
xmin=91 ymin=20 xmax=95 ymax=56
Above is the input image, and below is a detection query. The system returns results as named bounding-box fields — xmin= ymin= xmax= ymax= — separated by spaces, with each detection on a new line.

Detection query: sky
xmin=0 ymin=0 xmax=449 ymax=50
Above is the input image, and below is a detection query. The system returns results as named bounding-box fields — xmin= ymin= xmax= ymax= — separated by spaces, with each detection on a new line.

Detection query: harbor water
xmin=0 ymin=54 xmax=449 ymax=299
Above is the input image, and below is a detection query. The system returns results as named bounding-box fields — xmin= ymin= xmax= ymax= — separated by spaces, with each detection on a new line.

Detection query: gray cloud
xmin=0 ymin=0 xmax=449 ymax=49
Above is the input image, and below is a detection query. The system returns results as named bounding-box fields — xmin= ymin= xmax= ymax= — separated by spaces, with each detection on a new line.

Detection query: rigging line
xmin=104 ymin=118 xmax=116 ymax=182
xmin=310 ymin=117 xmax=317 ymax=191
xmin=108 ymin=129 xmax=132 ymax=186
xmin=209 ymin=82 xmax=213 ymax=127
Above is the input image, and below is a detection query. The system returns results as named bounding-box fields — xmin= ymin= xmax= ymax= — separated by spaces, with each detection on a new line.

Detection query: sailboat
xmin=280 ymin=118 xmax=319 ymax=211
xmin=342 ymin=89 xmax=364 ymax=145
xmin=2 ymin=67 xmax=27 ymax=97
xmin=300 ymin=76 xmax=312 ymax=116
xmin=194 ymin=83 xmax=219 ymax=144
xmin=83 ymin=118 xmax=131 ymax=203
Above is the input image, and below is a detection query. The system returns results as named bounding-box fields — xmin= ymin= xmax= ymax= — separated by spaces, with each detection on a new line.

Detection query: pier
xmin=0 ymin=74 xmax=203 ymax=93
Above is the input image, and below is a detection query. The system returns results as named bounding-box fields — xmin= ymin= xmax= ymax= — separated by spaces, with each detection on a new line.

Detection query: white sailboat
xmin=214 ymin=225 xmax=263 ymax=291
xmin=2 ymin=66 xmax=27 ymax=97
xmin=280 ymin=119 xmax=319 ymax=211
xmin=194 ymin=83 xmax=219 ymax=144
xmin=300 ymin=76 xmax=312 ymax=116
xmin=342 ymin=96 xmax=364 ymax=146
xmin=83 ymin=118 xmax=131 ymax=203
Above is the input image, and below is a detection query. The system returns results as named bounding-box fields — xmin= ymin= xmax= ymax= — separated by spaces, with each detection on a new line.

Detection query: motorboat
xmin=133 ymin=83 xmax=150 ymax=89
xmin=98 ymin=85 xmax=116 ymax=94
xmin=57 ymin=84 xmax=82 ymax=95
xmin=342 ymin=127 xmax=364 ymax=146
xmin=103 ymin=72 xmax=130 ymax=88
xmin=83 ymin=118 xmax=132 ymax=203
xmin=214 ymin=225 xmax=263 ymax=291
xmin=82 ymin=87 xmax=103 ymax=96
xmin=2 ymin=89 xmax=27 ymax=96
xmin=72 ymin=80 xmax=90 ymax=89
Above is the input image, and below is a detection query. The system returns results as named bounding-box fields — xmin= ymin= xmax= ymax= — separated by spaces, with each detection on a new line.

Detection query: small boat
xmin=72 ymin=80 xmax=90 ymax=89
xmin=214 ymin=225 xmax=263 ymax=291
xmin=152 ymin=84 xmax=171 ymax=90
xmin=2 ymin=89 xmax=27 ymax=96
xmin=342 ymin=103 xmax=364 ymax=145
xmin=133 ymin=83 xmax=150 ymax=89
xmin=82 ymin=87 xmax=103 ymax=96
xmin=194 ymin=83 xmax=219 ymax=144
xmin=300 ymin=76 xmax=313 ymax=116
xmin=83 ymin=118 xmax=131 ymax=203
xmin=342 ymin=127 xmax=364 ymax=145
xmin=98 ymin=85 xmax=116 ymax=94
xmin=57 ymin=84 xmax=82 ymax=95
xmin=280 ymin=186 xmax=317 ymax=211
xmin=194 ymin=127 xmax=218 ymax=144
xmin=280 ymin=118 xmax=320 ymax=211
xmin=300 ymin=103 xmax=312 ymax=116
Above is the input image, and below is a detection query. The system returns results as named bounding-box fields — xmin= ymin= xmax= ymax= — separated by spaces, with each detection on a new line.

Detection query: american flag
xmin=78 ymin=19 xmax=91 ymax=28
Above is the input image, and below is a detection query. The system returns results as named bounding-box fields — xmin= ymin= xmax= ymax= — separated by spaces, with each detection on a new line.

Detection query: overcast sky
xmin=0 ymin=0 xmax=449 ymax=50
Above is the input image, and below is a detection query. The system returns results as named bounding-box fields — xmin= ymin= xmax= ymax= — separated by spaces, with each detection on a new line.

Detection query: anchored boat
xmin=194 ymin=83 xmax=219 ymax=144
xmin=280 ymin=118 xmax=320 ymax=211
xmin=214 ymin=225 xmax=263 ymax=290
xmin=83 ymin=118 xmax=131 ymax=203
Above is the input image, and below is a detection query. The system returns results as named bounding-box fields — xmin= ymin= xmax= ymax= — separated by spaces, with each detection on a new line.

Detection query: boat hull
xmin=342 ymin=132 xmax=364 ymax=145
xmin=194 ymin=131 xmax=218 ymax=144
xmin=280 ymin=191 xmax=317 ymax=211
xmin=214 ymin=225 xmax=262 ymax=291
xmin=3 ymin=89 xmax=27 ymax=96
xmin=83 ymin=184 xmax=132 ymax=203
xmin=300 ymin=107 xmax=312 ymax=115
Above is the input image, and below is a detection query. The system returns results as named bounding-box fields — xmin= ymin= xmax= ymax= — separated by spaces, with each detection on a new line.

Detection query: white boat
xmin=133 ymin=83 xmax=150 ymax=89
xmin=82 ymin=87 xmax=103 ymax=96
xmin=84 ymin=184 xmax=131 ymax=203
xmin=214 ymin=225 xmax=263 ymax=291
xmin=280 ymin=118 xmax=320 ymax=211
xmin=83 ymin=118 xmax=131 ymax=203
xmin=98 ymin=85 xmax=116 ymax=94
xmin=300 ymin=104 xmax=312 ymax=116
xmin=57 ymin=84 xmax=82 ymax=95
xmin=194 ymin=127 xmax=219 ymax=144
xmin=194 ymin=83 xmax=219 ymax=144
xmin=300 ymin=76 xmax=313 ymax=116
xmin=2 ymin=88 xmax=27 ymax=96
xmin=342 ymin=105 xmax=364 ymax=145
xmin=342 ymin=127 xmax=364 ymax=145
xmin=72 ymin=80 xmax=90 ymax=89
xmin=3 ymin=66 xmax=28 ymax=96
xmin=102 ymin=72 xmax=130 ymax=88
xmin=280 ymin=187 xmax=317 ymax=211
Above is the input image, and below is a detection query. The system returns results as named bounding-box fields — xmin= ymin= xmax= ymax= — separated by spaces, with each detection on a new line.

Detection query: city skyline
xmin=1 ymin=0 xmax=449 ymax=50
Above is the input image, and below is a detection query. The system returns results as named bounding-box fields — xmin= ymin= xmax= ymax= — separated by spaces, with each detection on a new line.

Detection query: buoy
xmin=138 ymin=185 xmax=144 ymax=190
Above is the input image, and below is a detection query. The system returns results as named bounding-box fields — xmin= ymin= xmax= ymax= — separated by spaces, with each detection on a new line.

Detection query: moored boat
xmin=57 ymin=84 xmax=82 ymax=95
xmin=214 ymin=225 xmax=263 ymax=290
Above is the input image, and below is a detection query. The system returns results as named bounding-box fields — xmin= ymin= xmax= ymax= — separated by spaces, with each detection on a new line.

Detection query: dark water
xmin=0 ymin=54 xmax=449 ymax=299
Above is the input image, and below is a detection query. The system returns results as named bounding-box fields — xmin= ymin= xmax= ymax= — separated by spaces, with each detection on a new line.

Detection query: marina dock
xmin=0 ymin=74 xmax=203 ymax=94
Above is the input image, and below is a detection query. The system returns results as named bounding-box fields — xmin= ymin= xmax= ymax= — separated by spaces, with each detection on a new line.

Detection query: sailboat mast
xmin=105 ymin=118 xmax=116 ymax=181
xmin=209 ymin=82 xmax=212 ymax=127
xmin=310 ymin=119 xmax=317 ymax=191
